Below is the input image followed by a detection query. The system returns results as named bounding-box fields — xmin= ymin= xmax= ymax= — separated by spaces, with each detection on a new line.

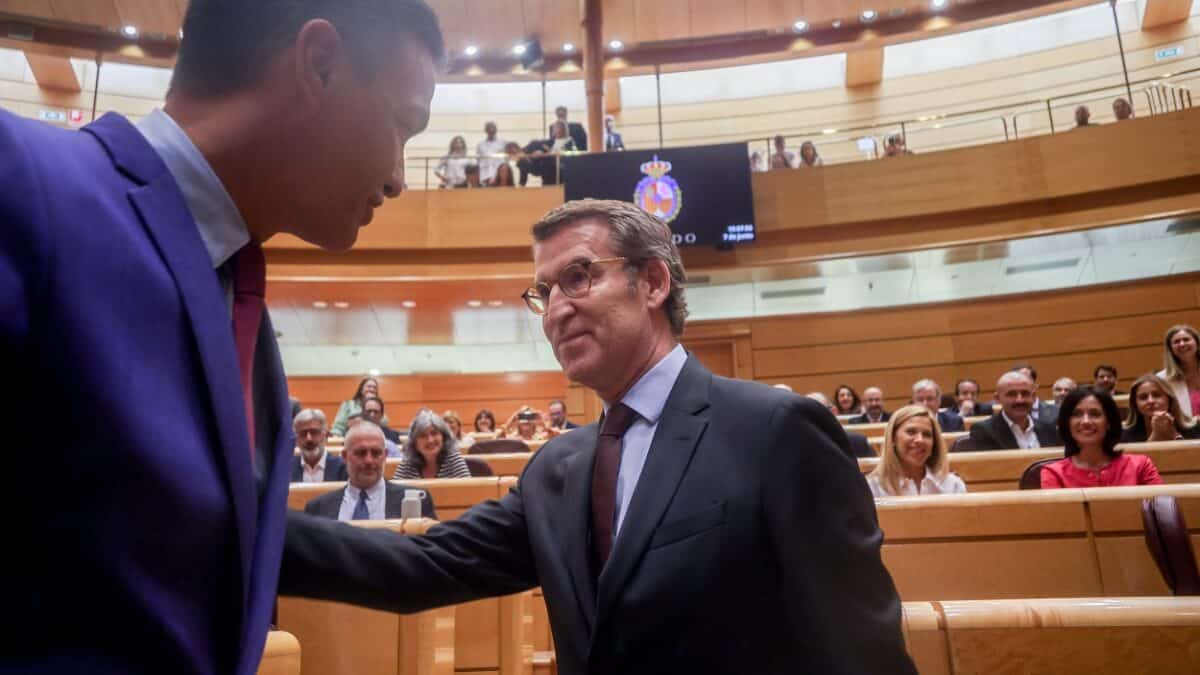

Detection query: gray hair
xmin=292 ymin=408 xmax=327 ymax=430
xmin=532 ymin=199 xmax=689 ymax=335
xmin=403 ymin=410 xmax=458 ymax=471
xmin=344 ymin=419 xmax=385 ymax=448
xmin=912 ymin=379 xmax=940 ymax=395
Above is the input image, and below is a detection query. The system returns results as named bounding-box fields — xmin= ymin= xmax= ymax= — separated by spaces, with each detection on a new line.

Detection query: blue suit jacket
xmin=0 ymin=111 xmax=293 ymax=674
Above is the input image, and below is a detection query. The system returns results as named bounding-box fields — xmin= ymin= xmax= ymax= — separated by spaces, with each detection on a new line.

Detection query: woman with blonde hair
xmin=867 ymin=404 xmax=966 ymax=497
xmin=441 ymin=409 xmax=475 ymax=449
xmin=1158 ymin=324 xmax=1200 ymax=416
xmin=1122 ymin=374 xmax=1200 ymax=443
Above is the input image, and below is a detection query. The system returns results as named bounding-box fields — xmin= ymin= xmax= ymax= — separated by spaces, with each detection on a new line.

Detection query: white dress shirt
xmin=476 ymin=137 xmax=507 ymax=183
xmin=1002 ymin=411 xmax=1041 ymax=449
xmin=337 ymin=478 xmax=387 ymax=521
xmin=608 ymin=344 xmax=688 ymax=539
xmin=300 ymin=451 xmax=327 ymax=483
xmin=867 ymin=470 xmax=966 ymax=497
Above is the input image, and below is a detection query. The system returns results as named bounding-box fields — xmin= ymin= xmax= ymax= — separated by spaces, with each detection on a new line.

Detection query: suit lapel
xmin=596 ymin=357 xmax=711 ymax=622
xmin=85 ymin=113 xmax=258 ymax=613
xmin=560 ymin=425 xmax=600 ymax=633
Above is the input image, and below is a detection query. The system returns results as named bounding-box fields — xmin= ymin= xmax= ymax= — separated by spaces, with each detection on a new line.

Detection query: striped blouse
xmin=392 ymin=450 xmax=473 ymax=480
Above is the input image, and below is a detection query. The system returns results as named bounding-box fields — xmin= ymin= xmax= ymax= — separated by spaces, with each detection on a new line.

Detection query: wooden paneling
xmin=23 ymin=52 xmax=79 ymax=91
xmin=845 ymin=47 xmax=884 ymax=87
xmin=1142 ymin=0 xmax=1196 ymax=30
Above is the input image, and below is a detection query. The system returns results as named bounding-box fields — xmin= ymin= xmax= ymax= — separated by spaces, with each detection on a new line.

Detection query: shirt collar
xmin=135 ymin=108 xmax=250 ymax=270
xmin=1002 ymin=410 xmax=1033 ymax=433
xmin=346 ymin=477 xmax=386 ymax=501
xmin=609 ymin=344 xmax=688 ymax=425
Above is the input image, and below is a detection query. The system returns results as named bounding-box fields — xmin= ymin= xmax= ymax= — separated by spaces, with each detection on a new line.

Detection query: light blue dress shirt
xmin=135 ymin=109 xmax=250 ymax=304
xmin=609 ymin=343 xmax=688 ymax=538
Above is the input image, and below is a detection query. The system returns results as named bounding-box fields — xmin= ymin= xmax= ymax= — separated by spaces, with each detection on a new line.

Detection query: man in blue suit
xmin=0 ymin=1 xmax=441 ymax=673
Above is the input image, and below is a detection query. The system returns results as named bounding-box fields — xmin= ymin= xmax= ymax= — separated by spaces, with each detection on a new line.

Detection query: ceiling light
xmin=401 ymin=300 xmax=417 ymax=309
xmin=512 ymin=43 xmax=527 ymax=55
xmin=333 ymin=301 xmax=350 ymax=309
xmin=312 ymin=301 xmax=328 ymax=309
xmin=562 ymin=42 xmax=575 ymax=52
xmin=932 ymin=0 xmax=949 ymax=8
xmin=178 ymin=29 xmax=183 ymax=39
xmin=488 ymin=300 xmax=504 ymax=307
xmin=121 ymin=25 xmax=138 ymax=38
xmin=608 ymin=39 xmax=624 ymax=50
xmin=792 ymin=20 xmax=808 ymax=32
xmin=832 ymin=19 xmax=843 ymax=28
xmin=467 ymin=300 xmax=483 ymax=308
xmin=463 ymin=45 xmax=478 ymax=57
xmin=822 ymin=128 xmax=838 ymax=134
xmin=860 ymin=10 xmax=878 ymax=22
xmin=367 ymin=368 xmax=382 ymax=377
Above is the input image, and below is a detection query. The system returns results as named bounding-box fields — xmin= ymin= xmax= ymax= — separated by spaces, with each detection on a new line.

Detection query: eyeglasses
xmin=522 ymin=257 xmax=628 ymax=315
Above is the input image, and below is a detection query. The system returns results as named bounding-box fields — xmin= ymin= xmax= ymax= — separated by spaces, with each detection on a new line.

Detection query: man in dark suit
xmin=547 ymin=399 xmax=581 ymax=431
xmin=304 ymin=422 xmax=436 ymax=520
xmin=362 ymin=395 xmax=403 ymax=444
xmin=954 ymin=378 xmax=995 ymax=417
xmin=0 ymin=2 xmax=441 ymax=673
xmin=807 ymin=392 xmax=877 ymax=458
xmin=913 ymin=379 xmax=965 ymax=431
xmin=552 ymin=105 xmax=588 ymax=150
xmin=968 ymin=372 xmax=1061 ymax=451
xmin=849 ymin=386 xmax=890 ymax=424
xmin=291 ymin=408 xmax=349 ymax=482
xmin=603 ymin=115 xmax=625 ymax=151
xmin=1013 ymin=363 xmax=1060 ymax=423
xmin=281 ymin=199 xmax=913 ymax=674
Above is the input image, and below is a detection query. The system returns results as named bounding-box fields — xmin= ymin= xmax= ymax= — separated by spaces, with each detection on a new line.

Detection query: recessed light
xmin=367 ymin=368 xmax=381 ymax=377
xmin=562 ymin=42 xmax=575 ymax=52
xmin=608 ymin=39 xmax=624 ymax=50
xmin=401 ymin=300 xmax=417 ymax=309
xmin=121 ymin=25 xmax=138 ymax=38
xmin=860 ymin=10 xmax=878 ymax=22
xmin=792 ymin=20 xmax=809 ymax=32
xmin=312 ymin=301 xmax=328 ymax=309
xmin=178 ymin=29 xmax=183 ymax=39
xmin=488 ymin=300 xmax=504 ymax=307
xmin=512 ymin=43 xmax=527 ymax=55
xmin=467 ymin=300 xmax=483 ymax=308
xmin=333 ymin=301 xmax=350 ymax=309
xmin=832 ymin=19 xmax=843 ymax=28
xmin=932 ymin=0 xmax=949 ymax=9
xmin=822 ymin=128 xmax=838 ymax=135
xmin=463 ymin=45 xmax=478 ymax=57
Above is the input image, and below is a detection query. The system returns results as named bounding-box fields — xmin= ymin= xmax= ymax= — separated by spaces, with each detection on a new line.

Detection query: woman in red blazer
xmin=1042 ymin=386 xmax=1163 ymax=488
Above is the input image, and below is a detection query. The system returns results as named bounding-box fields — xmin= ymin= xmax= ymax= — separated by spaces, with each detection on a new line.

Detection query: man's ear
xmin=292 ymin=19 xmax=344 ymax=110
xmin=643 ymin=258 xmax=672 ymax=310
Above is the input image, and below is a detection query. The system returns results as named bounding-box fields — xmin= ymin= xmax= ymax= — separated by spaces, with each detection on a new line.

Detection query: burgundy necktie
xmin=231 ymin=240 xmax=265 ymax=457
xmin=591 ymin=403 xmax=638 ymax=572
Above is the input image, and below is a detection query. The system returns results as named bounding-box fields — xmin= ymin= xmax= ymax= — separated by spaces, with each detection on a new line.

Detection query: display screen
xmin=561 ymin=142 xmax=756 ymax=247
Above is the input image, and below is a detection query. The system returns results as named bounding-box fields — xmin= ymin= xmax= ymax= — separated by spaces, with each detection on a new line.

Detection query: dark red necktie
xmin=231 ymin=240 xmax=265 ymax=457
xmin=591 ymin=403 xmax=638 ymax=572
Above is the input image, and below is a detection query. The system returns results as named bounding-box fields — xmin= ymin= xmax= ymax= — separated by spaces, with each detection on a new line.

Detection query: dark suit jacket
xmin=848 ymin=411 xmax=890 ymax=425
xmin=847 ymin=431 xmax=876 ymax=458
xmin=1 ymin=111 xmax=293 ymax=674
xmin=381 ymin=425 xmax=402 ymax=444
xmin=605 ymin=131 xmax=624 ymax=151
xmin=938 ymin=409 xmax=965 ymax=432
xmin=968 ymin=414 xmax=1061 ymax=451
xmin=290 ymin=454 xmax=349 ymax=482
xmin=304 ymin=481 xmax=437 ymax=520
xmin=959 ymin=401 xmax=994 ymax=417
xmin=1033 ymin=400 xmax=1060 ymax=424
xmin=281 ymin=357 xmax=914 ymax=674
xmin=551 ymin=120 xmax=588 ymax=150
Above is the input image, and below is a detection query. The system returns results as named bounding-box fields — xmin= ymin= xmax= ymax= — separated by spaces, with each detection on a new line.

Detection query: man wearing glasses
xmin=280 ymin=199 xmax=914 ymax=674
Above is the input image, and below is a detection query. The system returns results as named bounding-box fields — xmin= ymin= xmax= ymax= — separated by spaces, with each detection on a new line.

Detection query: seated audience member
xmin=797 ymin=140 xmax=823 ymax=167
xmin=304 ymin=422 xmax=437 ymax=521
xmin=1073 ymin=105 xmax=1095 ymax=128
xmin=749 ymin=151 xmax=766 ymax=173
xmin=551 ymin=105 xmax=588 ymax=149
xmin=1112 ymin=97 xmax=1134 ymax=121
xmin=1157 ymin=324 xmax=1200 ymax=417
xmin=967 ymin=371 xmax=1060 ymax=451
xmin=603 ymin=114 xmax=625 ymax=151
xmin=806 ymin=393 xmax=876 ymax=458
xmin=463 ymin=163 xmax=481 ymax=188
xmin=346 ymin=413 xmax=401 ymax=458
xmin=769 ymin=134 xmax=796 ymax=169
xmin=521 ymin=121 xmax=575 ymax=186
xmin=441 ymin=410 xmax=474 ymax=450
xmin=290 ymin=409 xmax=347 ymax=483
xmin=1093 ymin=364 xmax=1121 ymax=395
xmin=490 ymin=142 xmax=521 ymax=187
xmin=955 ymin=378 xmax=994 ymax=417
xmin=883 ymin=134 xmax=913 ymax=157
xmin=1042 ymin=387 xmax=1163 ymax=488
xmin=912 ymin=378 xmax=964 ymax=431
xmin=476 ymin=121 xmax=508 ymax=185
xmin=849 ymin=387 xmax=890 ymax=424
xmin=435 ymin=135 xmax=472 ymax=189
xmin=332 ymin=376 xmax=382 ymax=437
xmin=473 ymin=408 xmax=497 ymax=434
xmin=1121 ymin=374 xmax=1200 ymax=443
xmin=361 ymin=396 xmax=401 ymax=444
xmin=392 ymin=411 xmax=473 ymax=480
xmin=833 ymin=384 xmax=863 ymax=416
xmin=547 ymin=399 xmax=580 ymax=431
xmin=1011 ymin=363 xmax=1059 ymax=423
xmin=1053 ymin=377 xmax=1078 ymax=406
xmin=501 ymin=406 xmax=551 ymax=441
xmin=867 ymin=404 xmax=966 ymax=497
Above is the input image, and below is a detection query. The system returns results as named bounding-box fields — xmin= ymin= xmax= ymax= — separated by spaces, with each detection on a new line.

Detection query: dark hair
xmin=549 ymin=399 xmax=566 ymax=410
xmin=351 ymin=377 xmax=378 ymax=405
xmin=1057 ymin=386 xmax=1123 ymax=458
xmin=1094 ymin=364 xmax=1118 ymax=379
xmin=955 ymin=379 xmax=979 ymax=396
xmin=170 ymin=0 xmax=444 ymax=99
xmin=474 ymin=408 xmax=496 ymax=432
xmin=362 ymin=395 xmax=384 ymax=414
xmin=1011 ymin=363 xmax=1038 ymax=382
xmin=832 ymin=385 xmax=861 ymax=414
